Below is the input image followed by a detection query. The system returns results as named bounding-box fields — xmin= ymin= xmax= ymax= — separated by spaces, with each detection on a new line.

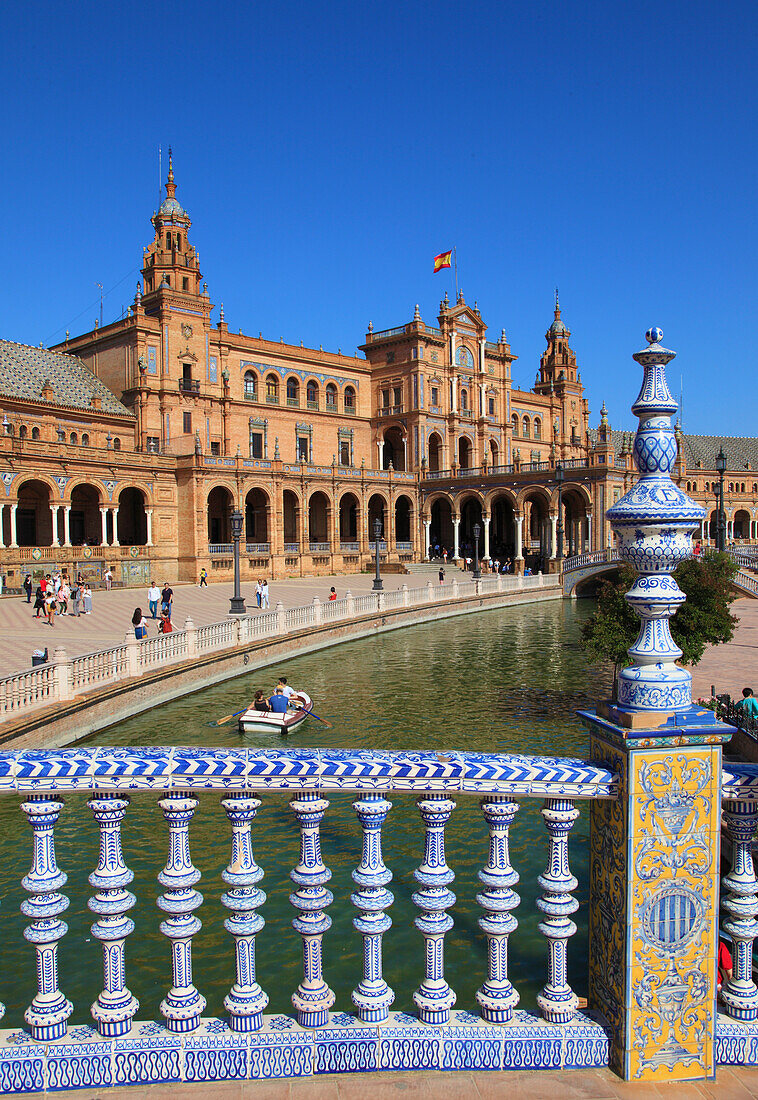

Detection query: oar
xmin=291 ymin=702 xmax=333 ymax=730
xmin=210 ymin=707 xmax=247 ymax=727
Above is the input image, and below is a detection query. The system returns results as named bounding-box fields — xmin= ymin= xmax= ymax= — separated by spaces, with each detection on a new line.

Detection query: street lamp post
xmin=372 ymin=516 xmax=384 ymax=591
xmin=715 ymin=448 xmax=727 ymax=552
xmin=556 ymin=462 xmax=565 ymax=560
xmin=472 ymin=523 xmax=481 ymax=579
xmin=229 ymin=509 xmax=246 ymax=615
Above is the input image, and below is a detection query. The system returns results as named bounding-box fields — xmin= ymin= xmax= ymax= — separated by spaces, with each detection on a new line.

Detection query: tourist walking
xmin=159 ymin=609 xmax=173 ymax=633
xmin=199 ymin=568 xmax=208 ymax=587
xmin=105 ymin=568 xmax=113 ymax=590
xmin=161 ymin=583 xmax=173 ymax=617
xmin=261 ymin=579 xmax=269 ymax=608
xmin=58 ymin=581 xmax=70 ymax=615
xmin=147 ymin=581 xmax=160 ymax=619
xmin=439 ymin=567 xmax=445 ymax=585
xmin=255 ymin=579 xmax=262 ymax=608
xmin=23 ymin=574 xmax=32 ymax=603
xmin=44 ymin=589 xmax=56 ymax=627
xmin=132 ymin=608 xmax=148 ymax=640
xmin=33 ymin=585 xmax=45 ymax=618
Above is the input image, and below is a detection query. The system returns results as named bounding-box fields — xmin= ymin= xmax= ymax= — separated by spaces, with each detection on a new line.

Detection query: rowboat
xmin=238 ymin=692 xmax=312 ymax=735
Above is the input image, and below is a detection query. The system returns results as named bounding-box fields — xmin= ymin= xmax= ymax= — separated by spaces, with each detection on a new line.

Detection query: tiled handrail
xmin=0 ymin=574 xmax=557 ymax=723
xmin=0 ymin=747 xmax=618 ymax=1091
xmin=561 ymin=549 xmax=617 ymax=572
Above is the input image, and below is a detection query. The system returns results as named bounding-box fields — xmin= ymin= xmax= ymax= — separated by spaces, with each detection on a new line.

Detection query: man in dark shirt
xmin=161 ymin=583 xmax=173 ymax=615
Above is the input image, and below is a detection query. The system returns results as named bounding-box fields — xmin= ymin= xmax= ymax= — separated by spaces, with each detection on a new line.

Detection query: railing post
xmin=377 ymin=589 xmax=385 ymax=613
xmin=157 ymin=792 xmax=206 ymax=1032
xmin=351 ymin=793 xmax=394 ymax=1022
xmin=537 ymin=798 xmax=579 ymax=1023
xmin=476 ymin=797 xmax=520 ymax=1023
xmin=345 ymin=589 xmax=355 ymax=617
xmin=426 ymin=580 xmax=434 ymax=603
xmin=276 ymin=599 xmax=287 ymax=634
xmin=451 ymin=577 xmax=459 ymax=600
xmin=221 ymin=793 xmax=268 ymax=1031
xmin=721 ymin=800 xmax=758 ymax=1020
xmin=401 ymin=583 xmax=409 ymax=608
xmin=21 ymin=795 xmax=73 ymax=1041
xmin=124 ymin=630 xmax=139 ymax=677
xmin=413 ymin=792 xmax=456 ymax=1024
xmin=184 ymin=617 xmax=197 ymax=658
xmin=52 ymin=645 xmax=72 ymax=703
xmin=312 ymin=596 xmax=323 ymax=626
xmin=88 ymin=794 xmax=139 ymax=1036
xmin=290 ymin=790 xmax=335 ymax=1027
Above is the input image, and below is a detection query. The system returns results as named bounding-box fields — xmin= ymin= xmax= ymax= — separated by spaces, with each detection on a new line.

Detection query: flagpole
xmin=453 ymin=246 xmax=459 ymax=300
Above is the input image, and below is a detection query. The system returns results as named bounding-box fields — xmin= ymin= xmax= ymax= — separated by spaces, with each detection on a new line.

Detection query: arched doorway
xmin=428 ymin=433 xmax=443 ymax=472
xmin=117 ymin=488 xmax=147 ymax=546
xmin=490 ymin=493 xmax=516 ymax=560
xmin=395 ymin=495 xmax=412 ymax=545
xmin=283 ymin=490 xmax=300 ymax=548
xmin=430 ymin=497 xmax=454 ymax=556
xmin=562 ymin=488 xmax=589 ymax=556
xmin=308 ymin=491 xmax=330 ymax=547
xmin=339 ymin=493 xmax=359 ymax=545
xmin=522 ymin=492 xmax=549 ymax=570
xmin=367 ymin=493 xmax=386 ymax=541
xmin=488 ymin=440 xmax=499 ymax=467
xmin=459 ymin=496 xmax=484 ymax=560
xmin=734 ymin=509 xmax=751 ymax=540
xmin=245 ymin=488 xmax=269 ymax=546
xmin=16 ymin=480 xmax=53 ymax=546
xmin=208 ymin=486 xmax=233 ymax=545
xmin=70 ymin=484 xmax=102 ymax=546
xmin=382 ymin=427 xmax=406 ymax=470
xmin=708 ymin=510 xmax=718 ymax=541
xmin=458 ymin=436 xmax=472 ymax=469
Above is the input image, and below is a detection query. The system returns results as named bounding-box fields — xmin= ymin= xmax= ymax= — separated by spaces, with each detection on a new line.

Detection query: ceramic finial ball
xmin=646 ymin=326 xmax=664 ymax=345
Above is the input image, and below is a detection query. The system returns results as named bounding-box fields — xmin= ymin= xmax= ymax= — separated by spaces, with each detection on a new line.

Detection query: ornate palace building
xmin=0 ymin=157 xmax=755 ymax=588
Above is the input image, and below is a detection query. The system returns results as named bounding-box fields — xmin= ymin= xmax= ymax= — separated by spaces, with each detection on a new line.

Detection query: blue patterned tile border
xmin=723 ymin=764 xmax=758 ymax=803
xmin=715 ymin=1013 xmax=758 ymax=1065
xmin=459 ymin=753 xmax=617 ymax=797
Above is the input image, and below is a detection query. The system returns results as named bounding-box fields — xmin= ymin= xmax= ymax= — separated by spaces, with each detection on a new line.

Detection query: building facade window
xmin=386 ymin=351 xmax=395 ymax=364
xmin=244 ymin=371 xmax=258 ymax=400
xmin=307 ymin=381 xmax=319 ymax=409
xmin=488 ymin=397 xmax=495 ymax=416
xmin=522 ymin=416 xmax=530 ymax=438
xmin=382 ymin=389 xmax=390 ymax=407
xmin=113 ymin=437 xmax=121 ymax=450
xmin=431 ymin=386 xmax=439 ymax=407
xmin=32 ymin=427 xmax=40 ymax=440
xmin=210 ymin=441 xmax=221 ymax=456
xmin=146 ymin=436 xmax=160 ymax=453
xmin=286 ymin=377 xmax=300 ymax=406
xmin=266 ymin=375 xmax=279 ymax=403
xmin=297 ymin=436 xmax=309 ymax=461
xmin=250 ymin=432 xmax=263 ymax=459
xmin=326 ymin=383 xmax=337 ymax=408
xmin=183 ymin=413 xmax=192 ymax=434
xmin=534 ymin=418 xmax=542 ymax=440
xmin=393 ymin=386 xmax=402 ymax=408
xmin=512 ymin=414 xmax=519 ymax=436
xmin=344 ymin=386 xmax=356 ymax=413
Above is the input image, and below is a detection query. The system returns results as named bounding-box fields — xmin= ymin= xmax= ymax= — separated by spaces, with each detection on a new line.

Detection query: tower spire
xmin=165 ymin=146 xmax=176 ymax=199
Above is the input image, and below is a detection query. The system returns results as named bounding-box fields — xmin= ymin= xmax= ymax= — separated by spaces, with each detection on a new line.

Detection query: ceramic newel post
xmin=606 ymin=327 xmax=705 ymax=712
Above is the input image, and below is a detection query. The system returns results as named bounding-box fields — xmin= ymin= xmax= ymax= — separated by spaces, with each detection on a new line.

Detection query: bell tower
xmin=535 ymin=290 xmax=579 ymax=393
xmin=141 ymin=150 xmax=202 ymax=304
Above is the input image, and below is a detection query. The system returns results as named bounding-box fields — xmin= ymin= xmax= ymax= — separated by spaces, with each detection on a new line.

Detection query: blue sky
xmin=1 ymin=0 xmax=756 ymax=437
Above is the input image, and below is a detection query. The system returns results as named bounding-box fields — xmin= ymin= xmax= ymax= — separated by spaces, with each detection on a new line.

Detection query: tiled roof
xmin=589 ymin=427 xmax=758 ymax=472
xmin=0 ymin=341 xmax=133 ymax=418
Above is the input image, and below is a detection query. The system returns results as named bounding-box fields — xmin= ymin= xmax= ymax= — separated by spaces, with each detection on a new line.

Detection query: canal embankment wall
xmin=0 ymin=577 xmax=562 ymax=750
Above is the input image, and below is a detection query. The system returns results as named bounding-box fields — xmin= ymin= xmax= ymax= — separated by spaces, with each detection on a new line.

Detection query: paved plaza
xmin=16 ymin=1063 xmax=758 ymax=1098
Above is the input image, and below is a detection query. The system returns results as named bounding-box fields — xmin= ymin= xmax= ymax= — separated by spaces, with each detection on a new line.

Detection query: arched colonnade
xmin=0 ymin=478 xmax=153 ymax=549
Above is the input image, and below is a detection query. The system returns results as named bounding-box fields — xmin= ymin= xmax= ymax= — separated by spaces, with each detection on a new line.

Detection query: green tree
xmin=581 ymin=551 xmax=739 ymax=696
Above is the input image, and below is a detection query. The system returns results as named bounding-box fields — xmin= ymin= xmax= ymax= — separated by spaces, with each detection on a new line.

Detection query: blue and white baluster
xmin=537 ymin=798 xmax=579 ymax=1023
xmin=21 ymin=795 xmax=73 ymax=1041
xmin=221 ymin=793 xmax=269 ymax=1031
xmin=157 ymin=791 xmax=206 ymax=1032
xmin=88 ymin=794 xmax=139 ymax=1036
xmin=475 ymin=797 xmax=520 ymax=1023
xmin=721 ymin=800 xmax=758 ymax=1021
xmin=351 ymin=793 xmax=395 ymax=1022
xmin=412 ymin=793 xmax=457 ymax=1024
xmin=290 ymin=790 xmax=335 ymax=1027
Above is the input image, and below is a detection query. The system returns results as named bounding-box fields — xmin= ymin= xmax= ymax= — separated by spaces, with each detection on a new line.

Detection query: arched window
xmin=244 ymin=371 xmax=258 ymax=400
xmin=344 ymin=386 xmax=356 ymax=413
xmin=307 ymin=381 xmax=319 ymax=409
xmin=82 ymin=434 xmax=90 ymax=446
xmin=326 ymin=383 xmax=337 ymax=408
xmin=511 ymin=414 xmax=519 ymax=436
xmin=286 ymin=377 xmax=299 ymax=405
xmin=266 ymin=375 xmax=279 ymax=403
xmin=166 ymin=232 xmax=172 ymax=248
xmin=19 ymin=425 xmax=27 ymax=439
xmin=70 ymin=433 xmax=78 ymax=445
xmin=177 ymin=234 xmax=182 ymax=250
xmin=113 ymin=438 xmax=121 ymax=451
xmin=31 ymin=426 xmax=40 ymax=440
xmin=522 ymin=416 xmax=530 ymax=439
xmin=460 ymin=387 xmax=468 ymax=411
xmin=533 ymin=417 xmax=542 ymax=440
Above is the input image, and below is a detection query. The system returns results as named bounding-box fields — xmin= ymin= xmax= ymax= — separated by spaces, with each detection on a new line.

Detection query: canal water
xmin=0 ymin=599 xmax=611 ymax=1029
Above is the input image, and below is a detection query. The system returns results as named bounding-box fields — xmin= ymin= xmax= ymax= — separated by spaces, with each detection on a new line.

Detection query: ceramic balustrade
xmin=720 ymin=765 xmax=758 ymax=1024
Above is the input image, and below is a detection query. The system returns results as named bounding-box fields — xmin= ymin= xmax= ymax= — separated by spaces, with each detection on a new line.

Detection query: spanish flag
xmin=434 ymin=250 xmax=452 ymax=274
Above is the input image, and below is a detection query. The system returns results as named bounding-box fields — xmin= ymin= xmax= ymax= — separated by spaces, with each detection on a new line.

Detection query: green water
xmin=0 ymin=599 xmax=610 ymax=1027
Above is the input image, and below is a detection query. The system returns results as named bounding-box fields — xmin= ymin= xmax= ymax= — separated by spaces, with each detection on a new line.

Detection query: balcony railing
xmin=284 ymin=542 xmax=299 ymax=553
xmin=307 ymin=399 xmax=319 ymax=410
xmin=245 ymin=542 xmax=270 ymax=555
xmin=309 ymin=542 xmax=331 ymax=553
xmin=343 ymin=404 xmax=356 ymax=414
xmin=379 ymin=405 xmax=403 ymax=417
xmin=340 ymin=541 xmax=359 ymax=552
xmin=244 ymin=391 xmax=258 ymax=402
xmin=286 ymin=397 xmax=300 ymax=407
xmin=208 ymin=543 xmax=233 ymax=555
xmin=179 ymin=378 xmax=200 ymax=393
xmin=266 ymin=394 xmax=279 ymax=405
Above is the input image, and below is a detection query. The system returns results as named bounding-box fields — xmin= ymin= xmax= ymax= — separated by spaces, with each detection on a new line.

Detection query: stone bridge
xmin=561 ymin=547 xmax=758 ymax=597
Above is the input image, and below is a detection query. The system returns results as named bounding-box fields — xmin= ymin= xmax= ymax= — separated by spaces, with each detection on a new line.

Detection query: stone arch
xmin=306 ymin=378 xmax=320 ymax=408
xmin=117 ymin=486 xmax=147 ymax=546
xmin=308 ymin=490 xmax=331 ymax=545
xmin=283 ymin=488 xmax=300 ymax=547
xmin=429 ymin=495 xmax=454 ymax=554
xmin=245 ymin=486 xmax=270 ymax=544
xmin=428 ymin=432 xmax=444 ymax=472
xmin=522 ymin=415 xmax=531 ymax=439
xmin=339 ymin=491 xmax=360 ymax=543
xmin=69 ymin=483 xmax=104 ymax=547
xmin=367 ymin=492 xmax=388 ymax=540
xmin=488 ymin=490 xmax=516 ymax=560
xmin=560 ymin=486 xmax=591 ymax=556
xmin=285 ymin=375 xmax=300 ymax=404
xmin=16 ymin=478 xmax=53 ymax=546
xmin=208 ymin=485 xmax=234 ymax=544
xmin=394 ymin=493 xmax=413 ymax=543
xmin=488 ymin=438 xmax=500 ymax=466
xmin=344 ymin=385 xmax=356 ymax=413
xmin=458 ymin=434 xmax=473 ymax=469
xmin=520 ymin=489 xmax=550 ymax=569
xmin=382 ymin=425 xmax=406 ymax=470
xmin=457 ymin=492 xmax=484 ymax=556
xmin=734 ymin=508 xmax=751 ymax=539
xmin=708 ymin=509 xmax=718 ymax=541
